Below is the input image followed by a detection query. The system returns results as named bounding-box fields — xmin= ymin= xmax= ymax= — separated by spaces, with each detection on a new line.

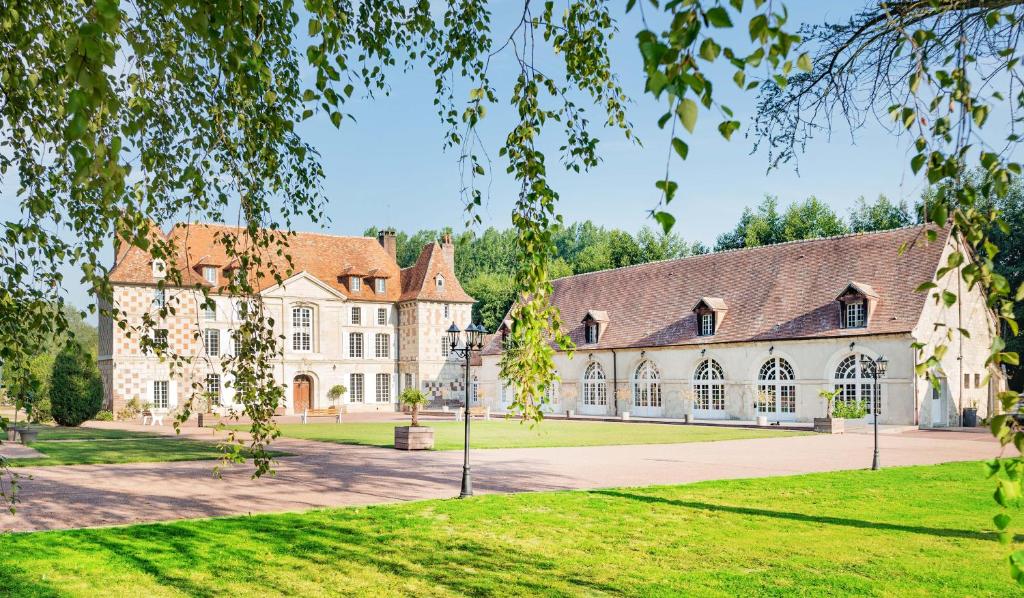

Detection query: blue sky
xmin=1 ymin=3 xmax=951 ymax=309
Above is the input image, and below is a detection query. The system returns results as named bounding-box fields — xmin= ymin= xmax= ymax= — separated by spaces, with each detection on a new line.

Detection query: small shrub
xmin=50 ymin=342 xmax=103 ymax=427
xmin=327 ymin=384 xmax=347 ymax=405
xmin=93 ymin=410 xmax=114 ymax=421
xmin=832 ymin=400 xmax=868 ymax=419
xmin=116 ymin=396 xmax=142 ymax=420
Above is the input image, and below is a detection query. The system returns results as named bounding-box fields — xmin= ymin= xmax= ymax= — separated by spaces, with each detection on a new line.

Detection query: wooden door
xmin=293 ymin=376 xmax=311 ymax=413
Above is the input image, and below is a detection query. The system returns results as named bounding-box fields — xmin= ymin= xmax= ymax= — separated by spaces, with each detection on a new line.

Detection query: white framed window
xmin=205 ymin=374 xmax=221 ymax=406
xmin=349 ymin=332 xmax=364 ymax=358
xmin=693 ymin=359 xmax=725 ymax=411
xmin=443 ymin=304 xmax=450 ymax=320
xmin=585 ymin=323 xmax=599 ymax=344
xmin=375 ymin=373 xmax=391 ymax=403
xmin=152 ymin=380 xmax=169 ymax=409
xmin=204 ymin=328 xmax=221 ymax=357
xmin=757 ymin=357 xmax=796 ymax=416
xmin=834 ymin=354 xmax=880 ymax=416
xmin=203 ymin=266 xmax=218 ymax=285
xmin=632 ymin=360 xmax=662 ymax=408
xmin=845 ymin=300 xmax=866 ymax=328
xmin=699 ymin=313 xmax=715 ymax=336
xmin=350 ymin=276 xmax=362 ymax=292
xmin=374 ymin=278 xmax=386 ymax=294
xmin=350 ymin=373 xmax=364 ymax=402
xmin=377 ymin=307 xmax=387 ymax=326
xmin=153 ymin=289 xmax=166 ymax=308
xmin=203 ymin=302 xmax=216 ymax=321
xmin=351 ymin=306 xmax=361 ymax=325
xmin=583 ymin=362 xmax=608 ymax=406
xmin=375 ymin=333 xmax=390 ymax=358
xmin=152 ymin=259 xmax=166 ymax=278
xmin=404 ymin=372 xmax=413 ymax=390
xmin=292 ymin=306 xmax=312 ymax=352
xmin=152 ymin=329 xmax=168 ymax=351
xmin=436 ymin=275 xmax=445 ymax=291
xmin=441 ymin=337 xmax=451 ymax=357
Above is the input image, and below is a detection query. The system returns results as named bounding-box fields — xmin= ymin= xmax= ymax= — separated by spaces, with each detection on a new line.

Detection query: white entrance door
xmin=693 ymin=359 xmax=727 ymax=419
xmin=757 ymin=358 xmax=797 ymax=422
xmin=930 ymin=376 xmax=947 ymax=426
xmin=631 ymin=361 xmax=663 ymax=417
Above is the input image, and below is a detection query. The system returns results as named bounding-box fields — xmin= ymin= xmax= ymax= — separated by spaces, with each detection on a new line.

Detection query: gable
xmin=261 ymin=271 xmax=347 ymax=302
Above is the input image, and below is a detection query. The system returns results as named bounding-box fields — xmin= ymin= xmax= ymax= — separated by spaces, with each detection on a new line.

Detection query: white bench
xmin=141 ymin=409 xmax=166 ymax=426
xmin=300 ymin=407 xmax=342 ymax=424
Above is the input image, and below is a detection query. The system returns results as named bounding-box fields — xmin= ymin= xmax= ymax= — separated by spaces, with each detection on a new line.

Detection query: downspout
xmin=395 ymin=304 xmax=401 ymax=412
xmin=612 ymin=349 xmax=619 ymax=416
xmin=911 ymin=340 xmax=919 ymax=426
xmin=956 ymin=235 xmax=965 ymax=425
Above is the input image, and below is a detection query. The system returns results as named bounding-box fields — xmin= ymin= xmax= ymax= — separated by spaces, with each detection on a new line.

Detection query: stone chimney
xmin=440 ymin=233 xmax=455 ymax=271
xmin=378 ymin=228 xmax=397 ymax=260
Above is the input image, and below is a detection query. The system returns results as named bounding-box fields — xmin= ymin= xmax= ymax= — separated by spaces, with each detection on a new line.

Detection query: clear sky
xmin=0 ymin=3 xmax=958 ymax=309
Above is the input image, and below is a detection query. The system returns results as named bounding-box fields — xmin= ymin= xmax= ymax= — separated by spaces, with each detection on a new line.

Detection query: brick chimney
xmin=440 ymin=233 xmax=455 ymax=271
xmin=378 ymin=228 xmax=397 ymax=260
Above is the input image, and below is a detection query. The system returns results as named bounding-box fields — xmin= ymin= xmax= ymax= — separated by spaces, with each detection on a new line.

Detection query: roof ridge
xmin=549 ymin=223 xmax=935 ymax=284
xmin=174 ymin=222 xmax=380 ymax=243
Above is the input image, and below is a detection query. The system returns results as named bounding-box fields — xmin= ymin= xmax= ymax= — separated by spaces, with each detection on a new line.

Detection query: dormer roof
xmin=837 ymin=281 xmax=879 ymax=300
xmin=582 ymin=310 xmax=609 ymax=323
xmin=692 ymin=297 xmax=727 ymax=312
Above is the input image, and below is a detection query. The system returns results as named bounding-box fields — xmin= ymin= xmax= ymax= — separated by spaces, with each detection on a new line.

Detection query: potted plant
xmin=814 ymin=388 xmax=844 ymax=434
xmin=327 ymin=384 xmax=347 ymax=412
xmin=963 ymin=400 xmax=979 ymax=427
xmin=394 ymin=388 xmax=433 ymax=450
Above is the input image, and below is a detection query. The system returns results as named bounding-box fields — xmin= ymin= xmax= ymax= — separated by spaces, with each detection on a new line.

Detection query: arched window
xmin=291 ymin=306 xmax=312 ymax=352
xmin=757 ymin=357 xmax=796 ymax=417
xmin=693 ymin=359 xmax=725 ymax=412
xmin=632 ymin=360 xmax=662 ymax=409
xmin=582 ymin=362 xmax=607 ymax=406
xmin=833 ymin=354 xmax=879 ymax=416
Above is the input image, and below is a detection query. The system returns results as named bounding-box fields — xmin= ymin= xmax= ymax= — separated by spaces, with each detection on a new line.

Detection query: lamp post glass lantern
xmin=447 ymin=322 xmax=486 ymax=498
xmin=861 ymin=355 xmax=888 ymax=470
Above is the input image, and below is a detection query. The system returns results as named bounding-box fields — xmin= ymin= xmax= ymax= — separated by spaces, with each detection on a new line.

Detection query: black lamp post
xmin=447 ymin=321 xmax=485 ymax=498
xmin=861 ymin=355 xmax=888 ymax=470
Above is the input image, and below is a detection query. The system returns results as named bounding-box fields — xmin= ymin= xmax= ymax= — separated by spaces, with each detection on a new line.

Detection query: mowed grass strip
xmin=0 ymin=461 xmax=1018 ymax=596
xmin=6 ymin=425 xmax=287 ymax=467
xmin=249 ymin=419 xmax=807 ymax=450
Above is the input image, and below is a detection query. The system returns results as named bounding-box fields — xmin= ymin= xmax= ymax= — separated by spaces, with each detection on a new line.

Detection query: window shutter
xmin=169 ymin=380 xmax=178 ymax=407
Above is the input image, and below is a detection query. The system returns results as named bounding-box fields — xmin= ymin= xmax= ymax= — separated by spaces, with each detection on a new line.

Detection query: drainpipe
xmin=611 ymin=349 xmax=619 ymax=416
xmin=395 ymin=305 xmax=401 ymax=412
xmin=911 ymin=340 xmax=919 ymax=426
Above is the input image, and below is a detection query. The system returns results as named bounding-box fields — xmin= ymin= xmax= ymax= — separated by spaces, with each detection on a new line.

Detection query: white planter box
xmin=621 ymin=412 xmax=631 ymax=421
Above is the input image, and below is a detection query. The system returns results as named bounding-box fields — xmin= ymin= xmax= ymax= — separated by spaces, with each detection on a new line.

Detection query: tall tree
xmin=849 ymin=195 xmax=914 ymax=233
xmin=780 ymin=196 xmax=848 ymax=241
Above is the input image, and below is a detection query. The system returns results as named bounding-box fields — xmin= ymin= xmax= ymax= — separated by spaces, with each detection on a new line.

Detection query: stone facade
xmin=477 ymin=226 xmax=1006 ymax=427
xmin=99 ymin=225 xmax=475 ymax=417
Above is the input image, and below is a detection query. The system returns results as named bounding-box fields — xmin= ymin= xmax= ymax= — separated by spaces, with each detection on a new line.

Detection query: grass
xmin=6 ymin=425 xmax=285 ymax=467
xmin=0 ymin=461 xmax=1018 ymax=596
xmin=246 ymin=419 xmax=807 ymax=450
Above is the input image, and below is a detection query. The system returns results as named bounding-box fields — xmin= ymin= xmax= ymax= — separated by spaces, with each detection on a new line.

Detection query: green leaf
xmin=653 ymin=211 xmax=676 ymax=233
xmin=910 ymin=153 xmax=926 ymax=174
xmin=705 ymin=7 xmax=733 ymax=28
xmin=699 ymin=39 xmax=721 ymax=62
xmin=672 ymin=138 xmax=689 ymax=160
xmin=796 ymin=53 xmax=812 ymax=72
xmin=718 ymin=120 xmax=739 ymax=140
xmin=678 ymin=98 xmax=698 ymax=133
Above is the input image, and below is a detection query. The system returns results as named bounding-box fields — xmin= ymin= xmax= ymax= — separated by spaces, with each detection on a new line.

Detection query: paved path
xmin=0 ymin=428 xmax=1003 ymax=532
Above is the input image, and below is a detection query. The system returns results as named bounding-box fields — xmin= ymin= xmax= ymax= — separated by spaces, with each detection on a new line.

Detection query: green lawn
xmin=7 ymin=425 xmax=283 ymax=467
xmin=247 ymin=419 xmax=807 ymax=450
xmin=0 ymin=461 xmax=1018 ymax=596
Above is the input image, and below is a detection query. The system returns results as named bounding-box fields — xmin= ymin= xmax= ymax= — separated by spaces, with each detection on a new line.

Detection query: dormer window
xmin=499 ymin=319 xmax=512 ymax=349
xmin=845 ymin=300 xmax=866 ymax=328
xmin=691 ymin=297 xmax=726 ymax=338
xmin=581 ymin=310 xmax=608 ymax=345
xmin=836 ymin=282 xmax=877 ymax=330
xmin=350 ymin=276 xmax=361 ymax=292
xmin=152 ymin=259 xmax=166 ymax=278
xmin=699 ymin=312 xmax=715 ymax=336
xmin=436 ymin=275 xmax=445 ymax=291
xmin=374 ymin=278 xmax=386 ymax=294
xmin=203 ymin=266 xmax=218 ymax=285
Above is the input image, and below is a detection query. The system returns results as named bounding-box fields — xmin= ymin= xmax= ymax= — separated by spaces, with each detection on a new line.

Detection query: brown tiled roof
xmin=484 ymin=225 xmax=949 ymax=354
xmin=111 ymin=223 xmax=404 ymax=301
xmin=399 ymin=242 xmax=474 ymax=303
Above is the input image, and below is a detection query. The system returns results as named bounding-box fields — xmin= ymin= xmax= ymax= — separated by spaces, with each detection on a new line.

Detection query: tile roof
xmin=399 ymin=241 xmax=475 ymax=303
xmin=110 ymin=223 xmax=407 ymax=301
xmin=484 ymin=224 xmax=950 ymax=354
